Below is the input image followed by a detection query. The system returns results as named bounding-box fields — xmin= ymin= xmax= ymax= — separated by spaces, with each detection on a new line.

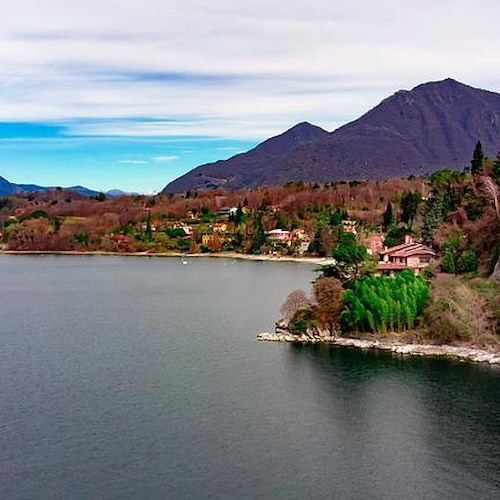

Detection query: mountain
xmin=0 ymin=176 xmax=129 ymax=197
xmin=0 ymin=176 xmax=19 ymax=196
xmin=162 ymin=122 xmax=329 ymax=193
xmin=105 ymin=189 xmax=139 ymax=197
xmin=162 ymin=79 xmax=500 ymax=193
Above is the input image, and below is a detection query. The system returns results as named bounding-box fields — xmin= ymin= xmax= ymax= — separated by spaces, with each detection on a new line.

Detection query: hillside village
xmin=1 ymin=146 xmax=499 ymax=345
xmin=1 ymin=157 xmax=498 ymax=274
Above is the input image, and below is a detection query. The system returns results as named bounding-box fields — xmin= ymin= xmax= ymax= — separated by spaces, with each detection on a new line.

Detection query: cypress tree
xmin=382 ymin=202 xmax=394 ymax=230
xmin=471 ymin=140 xmax=484 ymax=175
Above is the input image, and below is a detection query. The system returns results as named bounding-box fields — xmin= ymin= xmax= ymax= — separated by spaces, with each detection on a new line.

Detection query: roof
xmin=380 ymin=242 xmax=436 ymax=258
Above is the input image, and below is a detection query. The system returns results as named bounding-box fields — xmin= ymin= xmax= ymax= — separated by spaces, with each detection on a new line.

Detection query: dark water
xmin=0 ymin=255 xmax=499 ymax=500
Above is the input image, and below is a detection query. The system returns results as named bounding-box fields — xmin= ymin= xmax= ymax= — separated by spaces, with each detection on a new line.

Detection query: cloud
xmin=117 ymin=159 xmax=148 ymax=164
xmin=152 ymin=155 xmax=178 ymax=162
xmin=0 ymin=1 xmax=499 ymax=140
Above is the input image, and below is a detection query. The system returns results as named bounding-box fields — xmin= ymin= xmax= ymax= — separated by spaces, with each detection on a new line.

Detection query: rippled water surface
xmin=1 ymin=255 xmax=499 ymax=500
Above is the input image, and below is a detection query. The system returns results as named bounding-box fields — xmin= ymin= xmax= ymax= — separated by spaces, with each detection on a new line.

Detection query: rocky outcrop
xmin=258 ymin=331 xmax=336 ymax=343
xmin=256 ymin=333 xmax=500 ymax=365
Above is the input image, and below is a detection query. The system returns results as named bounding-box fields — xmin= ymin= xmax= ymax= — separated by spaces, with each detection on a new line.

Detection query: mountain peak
xmin=288 ymin=121 xmax=319 ymax=131
xmin=162 ymin=79 xmax=500 ymax=192
xmin=411 ymin=77 xmax=471 ymax=92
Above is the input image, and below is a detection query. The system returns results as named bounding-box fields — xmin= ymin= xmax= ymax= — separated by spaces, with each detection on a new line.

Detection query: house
xmin=290 ymin=229 xmax=312 ymax=254
xmin=378 ymin=236 xmax=435 ymax=274
xmin=216 ymin=206 xmax=239 ymax=218
xmin=172 ymin=222 xmax=192 ymax=236
xmin=267 ymin=229 xmax=291 ymax=242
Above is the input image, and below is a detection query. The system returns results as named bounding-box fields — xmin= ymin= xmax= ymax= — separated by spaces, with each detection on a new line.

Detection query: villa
xmin=378 ymin=236 xmax=436 ymax=274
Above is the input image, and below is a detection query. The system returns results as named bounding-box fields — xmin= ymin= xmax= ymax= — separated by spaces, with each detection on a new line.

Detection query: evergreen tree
xmin=423 ymin=193 xmax=445 ymax=245
xmin=471 ymin=140 xmax=484 ymax=175
xmin=250 ymin=214 xmax=266 ymax=254
xmin=382 ymin=202 xmax=394 ymax=230
xmin=492 ymin=152 xmax=500 ymax=181
xmin=145 ymin=212 xmax=152 ymax=241
xmin=234 ymin=203 xmax=243 ymax=225
xmin=400 ymin=191 xmax=422 ymax=228
xmin=440 ymin=248 xmax=456 ymax=274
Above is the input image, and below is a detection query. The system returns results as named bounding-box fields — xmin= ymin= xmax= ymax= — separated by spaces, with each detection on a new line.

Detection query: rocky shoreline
xmin=257 ymin=332 xmax=500 ymax=365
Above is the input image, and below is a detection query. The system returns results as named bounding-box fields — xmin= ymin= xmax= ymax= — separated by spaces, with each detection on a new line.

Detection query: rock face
xmin=163 ymin=78 xmax=500 ymax=193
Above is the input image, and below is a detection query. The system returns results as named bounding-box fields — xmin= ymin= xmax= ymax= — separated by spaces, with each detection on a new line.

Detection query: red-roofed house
xmin=378 ymin=238 xmax=436 ymax=274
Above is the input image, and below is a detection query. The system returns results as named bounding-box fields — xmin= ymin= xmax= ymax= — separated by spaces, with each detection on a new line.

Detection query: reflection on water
xmin=286 ymin=344 xmax=500 ymax=498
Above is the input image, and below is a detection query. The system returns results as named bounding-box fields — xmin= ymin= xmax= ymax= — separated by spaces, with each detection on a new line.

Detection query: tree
xmin=145 ymin=212 xmax=152 ymax=241
xmin=280 ymin=289 xmax=310 ymax=322
xmin=384 ymin=225 xmax=409 ymax=247
xmin=492 ymin=152 xmax=500 ymax=181
xmin=458 ymin=249 xmax=478 ymax=274
xmin=333 ymin=232 xmax=369 ymax=280
xmin=340 ymin=272 xmax=429 ymax=333
xmin=400 ymin=191 xmax=421 ymax=228
xmin=382 ymin=202 xmax=394 ymax=230
xmin=471 ymin=140 xmax=484 ymax=175
xmin=234 ymin=203 xmax=244 ymax=225
xmin=440 ymin=248 xmax=456 ymax=274
xmin=250 ymin=214 xmax=266 ymax=254
xmin=312 ymin=277 xmax=344 ymax=335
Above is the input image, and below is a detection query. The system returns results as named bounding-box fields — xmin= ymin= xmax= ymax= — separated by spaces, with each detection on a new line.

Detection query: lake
xmin=0 ymin=255 xmax=499 ymax=500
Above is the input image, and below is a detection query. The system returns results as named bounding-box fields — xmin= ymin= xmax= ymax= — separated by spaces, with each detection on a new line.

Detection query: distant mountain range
xmin=163 ymin=78 xmax=500 ymax=193
xmin=0 ymin=176 xmax=132 ymax=198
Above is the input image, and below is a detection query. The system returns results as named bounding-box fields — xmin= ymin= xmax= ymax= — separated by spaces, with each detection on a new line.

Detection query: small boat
xmin=181 ymin=258 xmax=188 ymax=265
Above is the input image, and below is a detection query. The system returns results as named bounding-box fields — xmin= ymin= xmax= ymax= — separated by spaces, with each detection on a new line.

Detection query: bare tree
xmin=280 ymin=289 xmax=310 ymax=321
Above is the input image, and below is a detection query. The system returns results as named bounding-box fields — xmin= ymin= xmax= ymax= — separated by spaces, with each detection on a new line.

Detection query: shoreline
xmin=257 ymin=332 xmax=500 ymax=365
xmin=0 ymin=249 xmax=334 ymax=265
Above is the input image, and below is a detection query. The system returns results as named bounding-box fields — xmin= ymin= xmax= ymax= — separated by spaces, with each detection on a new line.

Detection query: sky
xmin=0 ymin=0 xmax=500 ymax=193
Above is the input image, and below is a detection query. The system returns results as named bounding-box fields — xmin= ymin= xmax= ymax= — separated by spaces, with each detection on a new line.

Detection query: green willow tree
xmin=341 ymin=271 xmax=430 ymax=333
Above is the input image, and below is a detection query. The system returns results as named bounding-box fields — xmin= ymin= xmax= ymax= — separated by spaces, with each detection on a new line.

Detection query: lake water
xmin=0 ymin=255 xmax=499 ymax=500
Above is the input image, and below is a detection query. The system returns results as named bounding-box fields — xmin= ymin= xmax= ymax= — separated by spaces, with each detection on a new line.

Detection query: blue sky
xmin=0 ymin=0 xmax=500 ymax=193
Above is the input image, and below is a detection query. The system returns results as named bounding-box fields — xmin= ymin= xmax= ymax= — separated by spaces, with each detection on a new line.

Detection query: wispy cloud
xmin=0 ymin=0 xmax=498 ymax=140
xmin=117 ymin=159 xmax=148 ymax=164
xmin=152 ymin=155 xmax=178 ymax=162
